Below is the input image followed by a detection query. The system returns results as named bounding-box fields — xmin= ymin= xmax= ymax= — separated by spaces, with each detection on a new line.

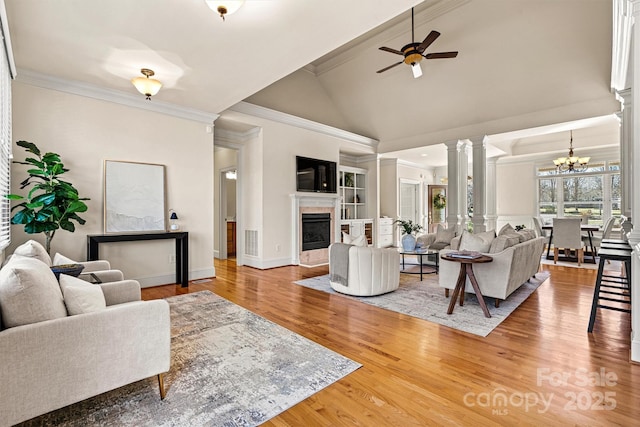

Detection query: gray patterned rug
xmin=294 ymin=272 xmax=550 ymax=337
xmin=20 ymin=291 xmax=361 ymax=426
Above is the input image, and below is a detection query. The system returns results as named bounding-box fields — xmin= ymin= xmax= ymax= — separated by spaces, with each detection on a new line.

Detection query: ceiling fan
xmin=377 ymin=7 xmax=458 ymax=78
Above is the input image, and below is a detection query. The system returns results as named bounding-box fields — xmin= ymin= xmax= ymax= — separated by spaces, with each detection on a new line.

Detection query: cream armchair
xmin=329 ymin=243 xmax=400 ymax=296
xmin=10 ymin=240 xmax=125 ymax=282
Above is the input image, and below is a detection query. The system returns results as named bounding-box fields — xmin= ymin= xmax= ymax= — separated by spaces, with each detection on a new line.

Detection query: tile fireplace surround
xmin=290 ymin=193 xmax=340 ymax=267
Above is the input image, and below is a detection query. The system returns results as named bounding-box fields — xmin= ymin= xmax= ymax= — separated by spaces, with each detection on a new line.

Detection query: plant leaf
xmin=16 ymin=140 xmax=41 ymax=156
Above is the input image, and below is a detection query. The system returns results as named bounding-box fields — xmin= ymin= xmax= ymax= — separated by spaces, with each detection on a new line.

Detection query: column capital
xmin=468 ymin=135 xmax=487 ymax=146
xmin=444 ymin=139 xmax=460 ymax=150
xmin=616 ymin=88 xmax=632 ymax=105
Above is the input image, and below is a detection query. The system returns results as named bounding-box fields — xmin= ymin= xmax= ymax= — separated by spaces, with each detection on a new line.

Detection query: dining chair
xmin=584 ymin=217 xmax=615 ymax=263
xmin=532 ymin=217 xmax=547 ymax=238
xmin=552 ymin=218 xmax=585 ymax=265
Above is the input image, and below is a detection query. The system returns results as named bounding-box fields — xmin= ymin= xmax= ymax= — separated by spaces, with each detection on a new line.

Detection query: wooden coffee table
xmin=441 ymin=253 xmax=494 ymax=318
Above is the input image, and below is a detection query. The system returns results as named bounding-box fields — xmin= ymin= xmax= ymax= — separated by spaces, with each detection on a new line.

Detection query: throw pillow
xmin=12 ymin=239 xmax=52 ymax=266
xmin=518 ymin=229 xmax=536 ymax=241
xmin=498 ymin=223 xmax=516 ymax=236
xmin=342 ymin=232 xmax=367 ymax=247
xmin=435 ymin=224 xmax=456 ymax=244
xmin=52 ymin=252 xmax=76 ymax=266
xmin=489 ymin=235 xmax=521 ymax=253
xmin=0 ymin=255 xmax=67 ymax=328
xmin=59 ymin=274 xmax=106 ymax=315
xmin=498 ymin=223 xmax=527 ymax=242
xmin=458 ymin=230 xmax=496 ymax=253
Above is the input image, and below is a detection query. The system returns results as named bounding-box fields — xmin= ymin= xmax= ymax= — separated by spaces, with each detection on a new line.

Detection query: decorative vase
xmin=401 ymin=233 xmax=416 ymax=251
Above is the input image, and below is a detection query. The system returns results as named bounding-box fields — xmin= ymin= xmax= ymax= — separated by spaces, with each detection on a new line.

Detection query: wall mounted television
xmin=296 ymin=156 xmax=337 ymax=193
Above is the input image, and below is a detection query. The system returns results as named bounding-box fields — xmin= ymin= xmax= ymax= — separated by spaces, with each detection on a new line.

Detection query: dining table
xmin=542 ymin=223 xmax=599 ymax=263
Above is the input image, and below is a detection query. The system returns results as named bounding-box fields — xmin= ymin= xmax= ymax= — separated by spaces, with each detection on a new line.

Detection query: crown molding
xmin=397 ymin=158 xmax=431 ymax=170
xmin=228 ymin=101 xmax=379 ymax=149
xmin=214 ymin=126 xmax=260 ymax=147
xmin=14 ymin=69 xmax=219 ymax=124
xmin=339 ymin=153 xmax=379 ymax=166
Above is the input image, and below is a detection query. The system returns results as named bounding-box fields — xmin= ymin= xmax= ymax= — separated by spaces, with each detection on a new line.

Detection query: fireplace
xmin=291 ymin=193 xmax=339 ymax=267
xmin=301 ymin=213 xmax=331 ymax=251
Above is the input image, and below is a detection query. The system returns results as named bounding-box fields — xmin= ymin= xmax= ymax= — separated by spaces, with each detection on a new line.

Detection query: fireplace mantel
xmin=290 ymin=193 xmax=341 ymax=266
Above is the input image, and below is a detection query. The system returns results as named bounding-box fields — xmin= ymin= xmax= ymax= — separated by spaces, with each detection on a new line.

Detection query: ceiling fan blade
xmin=417 ymin=30 xmax=441 ymax=53
xmin=425 ymin=51 xmax=458 ymax=59
xmin=376 ymin=62 xmax=403 ymax=73
xmin=379 ymin=46 xmax=404 ymax=56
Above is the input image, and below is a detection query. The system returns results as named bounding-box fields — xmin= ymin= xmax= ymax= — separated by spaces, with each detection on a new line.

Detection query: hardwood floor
xmin=142 ymin=260 xmax=640 ymax=425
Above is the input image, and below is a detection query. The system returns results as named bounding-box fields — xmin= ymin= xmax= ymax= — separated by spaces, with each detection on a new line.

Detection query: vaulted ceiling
xmin=5 ymin=0 xmax=621 ymax=166
xmin=242 ymin=0 xmax=621 ymax=164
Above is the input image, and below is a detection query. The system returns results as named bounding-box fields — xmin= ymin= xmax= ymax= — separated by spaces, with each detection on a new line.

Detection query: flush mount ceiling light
xmin=553 ymin=130 xmax=590 ymax=173
xmin=131 ymin=68 xmax=162 ymax=100
xmin=205 ymin=0 xmax=245 ymax=21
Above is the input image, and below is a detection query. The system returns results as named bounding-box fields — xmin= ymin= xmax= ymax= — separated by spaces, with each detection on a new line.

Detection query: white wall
xmin=10 ymin=83 xmax=215 ymax=286
xmin=379 ymin=159 xmax=398 ymax=219
xmin=495 ymin=160 xmax=537 ymax=230
xmin=219 ymin=108 xmax=376 ymax=269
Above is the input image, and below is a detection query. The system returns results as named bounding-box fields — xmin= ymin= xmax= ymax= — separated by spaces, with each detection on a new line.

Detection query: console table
xmin=87 ymin=232 xmax=189 ymax=287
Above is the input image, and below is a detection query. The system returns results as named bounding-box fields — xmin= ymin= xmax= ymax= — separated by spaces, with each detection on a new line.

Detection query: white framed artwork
xmin=104 ymin=160 xmax=166 ymax=233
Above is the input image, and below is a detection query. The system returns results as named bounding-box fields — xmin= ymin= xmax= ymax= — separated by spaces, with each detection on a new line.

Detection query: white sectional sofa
xmin=439 ymin=228 xmax=546 ymax=305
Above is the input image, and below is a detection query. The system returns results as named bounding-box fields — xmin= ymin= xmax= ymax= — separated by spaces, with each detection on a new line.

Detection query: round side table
xmin=440 ymin=254 xmax=493 ymax=318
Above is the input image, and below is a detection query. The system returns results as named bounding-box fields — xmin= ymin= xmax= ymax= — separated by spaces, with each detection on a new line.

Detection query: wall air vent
xmin=245 ymin=229 xmax=258 ymax=256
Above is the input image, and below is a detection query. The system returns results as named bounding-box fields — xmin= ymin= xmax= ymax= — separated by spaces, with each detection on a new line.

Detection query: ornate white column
xmin=445 ymin=140 xmax=460 ymax=229
xmin=626 ymin=0 xmax=640 ymax=362
xmin=485 ymin=156 xmax=499 ymax=232
xmin=617 ymin=89 xmax=633 ymax=219
xmin=457 ymin=140 xmax=470 ymax=231
xmin=471 ymin=137 xmax=487 ymax=232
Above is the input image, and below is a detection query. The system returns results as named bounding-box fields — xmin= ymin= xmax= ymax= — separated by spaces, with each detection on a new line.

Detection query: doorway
xmin=399 ymin=180 xmax=420 ymax=225
xmin=219 ymin=166 xmax=238 ymax=261
xmin=428 ymin=185 xmax=447 ymax=233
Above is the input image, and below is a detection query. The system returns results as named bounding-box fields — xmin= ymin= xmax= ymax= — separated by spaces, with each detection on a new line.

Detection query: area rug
xmin=294 ymin=272 xmax=550 ymax=337
xmin=21 ymin=291 xmax=361 ymax=426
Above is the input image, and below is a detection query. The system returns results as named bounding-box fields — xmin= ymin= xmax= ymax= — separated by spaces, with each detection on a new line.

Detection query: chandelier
xmin=553 ymin=130 xmax=590 ymax=173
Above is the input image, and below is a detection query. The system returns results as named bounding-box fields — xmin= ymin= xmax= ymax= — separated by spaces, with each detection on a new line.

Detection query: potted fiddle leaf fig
xmin=7 ymin=140 xmax=89 ymax=254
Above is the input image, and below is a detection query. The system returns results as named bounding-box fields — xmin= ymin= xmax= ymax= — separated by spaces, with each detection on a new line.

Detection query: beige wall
xmin=245 ymin=69 xmax=351 ymax=131
xmin=495 ymin=161 xmax=537 ymax=228
xmin=379 ymin=159 xmax=398 ymax=219
xmin=10 ymin=83 xmax=215 ymax=286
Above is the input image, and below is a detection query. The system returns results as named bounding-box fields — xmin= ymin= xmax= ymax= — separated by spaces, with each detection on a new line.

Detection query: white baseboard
xmin=242 ymin=256 xmax=291 ymax=270
xmin=136 ymin=267 xmax=216 ymax=288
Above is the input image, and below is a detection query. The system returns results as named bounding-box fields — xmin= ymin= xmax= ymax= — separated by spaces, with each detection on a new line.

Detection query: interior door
xmin=399 ymin=181 xmax=419 ymax=225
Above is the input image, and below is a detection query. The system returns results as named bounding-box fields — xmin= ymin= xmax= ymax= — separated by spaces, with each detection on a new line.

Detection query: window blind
xmin=0 ymin=1 xmax=15 ymax=251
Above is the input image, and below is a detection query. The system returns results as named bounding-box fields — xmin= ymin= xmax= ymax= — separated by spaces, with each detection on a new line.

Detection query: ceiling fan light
xmin=205 ymin=1 xmax=245 ymax=20
xmin=411 ymin=63 xmax=422 ymax=78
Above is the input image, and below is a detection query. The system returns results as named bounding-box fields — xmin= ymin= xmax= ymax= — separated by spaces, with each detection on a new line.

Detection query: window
xmin=537 ymin=161 xmax=620 ymax=228
xmin=0 ymin=10 xmax=15 ymax=250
